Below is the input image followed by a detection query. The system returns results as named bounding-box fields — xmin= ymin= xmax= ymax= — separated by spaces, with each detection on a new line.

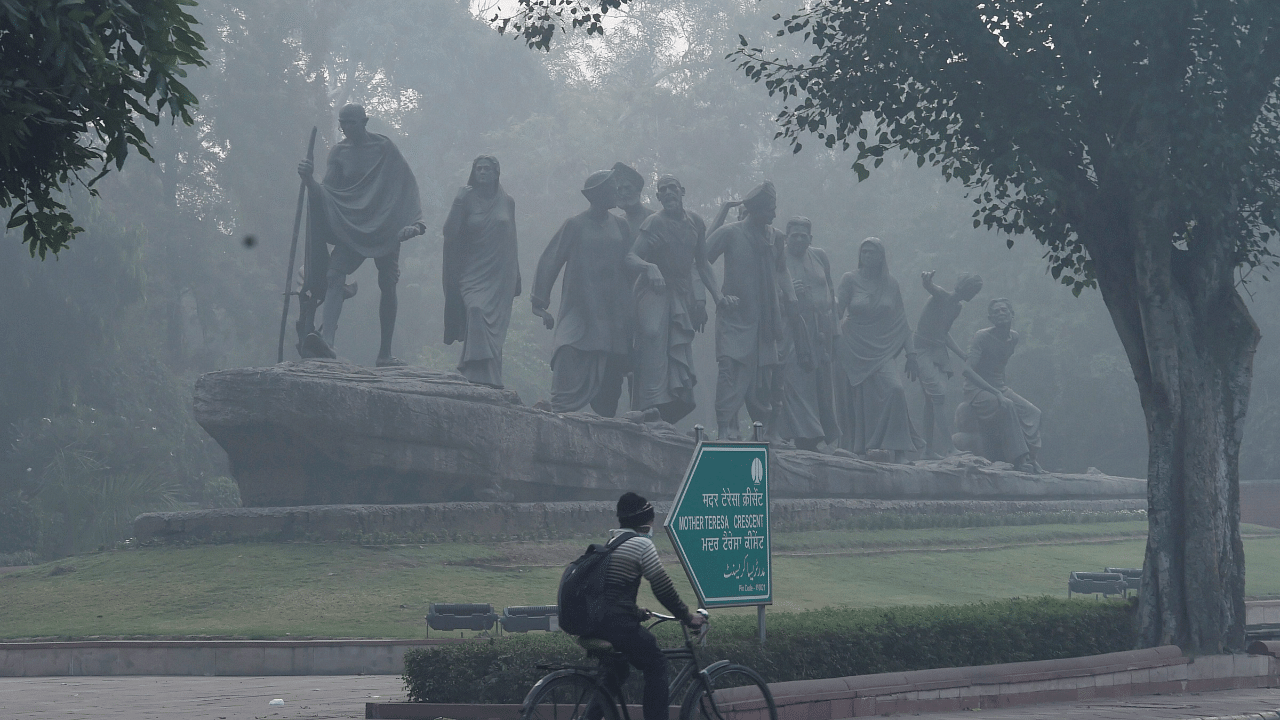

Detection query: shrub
xmin=201 ymin=476 xmax=242 ymax=509
xmin=0 ymin=492 xmax=40 ymax=553
xmin=402 ymin=597 xmax=1137 ymax=703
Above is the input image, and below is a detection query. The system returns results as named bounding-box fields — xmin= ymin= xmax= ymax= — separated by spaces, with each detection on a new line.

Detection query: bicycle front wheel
xmin=522 ymin=672 xmax=619 ymax=720
xmin=681 ymin=664 xmax=777 ymax=720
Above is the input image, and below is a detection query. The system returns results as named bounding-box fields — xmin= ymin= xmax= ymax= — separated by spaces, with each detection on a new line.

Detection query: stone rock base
xmin=193 ymin=362 xmax=1146 ymax=507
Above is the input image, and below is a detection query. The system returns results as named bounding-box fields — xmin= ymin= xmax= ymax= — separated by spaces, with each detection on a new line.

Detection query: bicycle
xmin=519 ymin=610 xmax=778 ymax=720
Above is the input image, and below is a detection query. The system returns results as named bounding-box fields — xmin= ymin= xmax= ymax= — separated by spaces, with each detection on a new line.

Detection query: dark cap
xmin=612 ymin=162 xmax=644 ymax=189
xmin=743 ymin=180 xmax=777 ymax=208
xmin=617 ymin=491 xmax=655 ymax=529
xmin=582 ymin=169 xmax=615 ymax=199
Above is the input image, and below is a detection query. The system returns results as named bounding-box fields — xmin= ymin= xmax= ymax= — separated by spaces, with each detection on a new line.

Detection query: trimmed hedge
xmin=403 ymin=597 xmax=1137 ymax=703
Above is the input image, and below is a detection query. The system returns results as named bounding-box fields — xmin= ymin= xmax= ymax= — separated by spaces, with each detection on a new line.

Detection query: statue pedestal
xmin=194 ymin=361 xmax=1146 ymax=507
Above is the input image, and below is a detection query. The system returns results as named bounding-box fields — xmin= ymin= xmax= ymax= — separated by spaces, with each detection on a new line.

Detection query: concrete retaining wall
xmin=133 ymin=498 xmax=1147 ymax=544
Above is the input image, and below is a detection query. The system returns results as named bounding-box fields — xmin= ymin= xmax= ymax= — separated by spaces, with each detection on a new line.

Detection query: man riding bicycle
xmin=595 ymin=492 xmax=706 ymax=720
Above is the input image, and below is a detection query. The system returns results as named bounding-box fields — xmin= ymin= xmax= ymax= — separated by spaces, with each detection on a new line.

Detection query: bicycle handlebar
xmin=643 ymin=609 xmax=710 ymax=643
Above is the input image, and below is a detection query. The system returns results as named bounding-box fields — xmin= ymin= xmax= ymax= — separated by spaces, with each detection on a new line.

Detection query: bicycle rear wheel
xmin=681 ymin=664 xmax=777 ymax=720
xmin=522 ymin=672 xmax=619 ymax=720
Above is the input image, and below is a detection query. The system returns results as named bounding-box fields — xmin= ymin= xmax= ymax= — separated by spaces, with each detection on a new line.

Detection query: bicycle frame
xmin=522 ymin=613 xmax=715 ymax=720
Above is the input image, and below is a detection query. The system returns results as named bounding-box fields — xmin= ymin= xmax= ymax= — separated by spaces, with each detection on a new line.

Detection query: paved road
xmin=1 ymin=676 xmax=1278 ymax=719
xmin=0 ymin=675 xmax=405 ymax=719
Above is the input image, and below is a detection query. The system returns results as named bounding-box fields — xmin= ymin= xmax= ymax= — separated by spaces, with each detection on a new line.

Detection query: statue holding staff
xmin=624 ymin=175 xmax=722 ymax=423
xmin=442 ymin=155 xmax=520 ymax=388
xmin=295 ymin=104 xmax=425 ymax=365
xmin=531 ymin=169 xmax=633 ymax=415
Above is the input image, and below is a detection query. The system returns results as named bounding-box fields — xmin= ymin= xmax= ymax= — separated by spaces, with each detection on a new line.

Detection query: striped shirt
xmin=603 ymin=528 xmax=692 ymax=623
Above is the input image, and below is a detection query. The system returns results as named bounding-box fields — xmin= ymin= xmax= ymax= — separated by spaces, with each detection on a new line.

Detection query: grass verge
xmin=1 ymin=524 xmax=1277 ymax=639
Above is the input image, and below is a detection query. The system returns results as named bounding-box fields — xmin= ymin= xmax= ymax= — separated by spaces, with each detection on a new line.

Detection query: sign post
xmin=664 ymin=427 xmax=770 ymax=643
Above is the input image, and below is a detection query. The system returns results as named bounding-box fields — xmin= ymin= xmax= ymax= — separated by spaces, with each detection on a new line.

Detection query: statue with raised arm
xmin=955 ymin=298 xmax=1044 ymax=473
xmin=624 ymin=175 xmax=723 ymax=423
xmin=705 ymin=181 xmax=811 ymax=441
xmin=442 ymin=155 xmax=520 ymax=388
xmin=834 ymin=238 xmax=923 ymax=463
xmin=914 ymin=270 xmax=984 ymax=458
xmin=531 ymin=169 xmax=633 ymax=415
xmin=777 ymin=217 xmax=839 ymax=451
xmin=295 ymin=104 xmax=425 ymax=365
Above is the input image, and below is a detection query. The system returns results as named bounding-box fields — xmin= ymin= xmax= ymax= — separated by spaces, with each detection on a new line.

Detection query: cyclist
xmin=595 ymin=492 xmax=706 ymax=720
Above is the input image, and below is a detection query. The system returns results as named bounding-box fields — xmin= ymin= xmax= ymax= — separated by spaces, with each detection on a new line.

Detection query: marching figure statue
xmin=705 ymin=181 xmax=810 ymax=441
xmin=777 ymin=217 xmax=838 ymax=451
xmin=955 ymin=298 xmax=1044 ymax=473
xmin=914 ymin=270 xmax=984 ymax=458
xmin=442 ymin=155 xmax=520 ymax=388
xmin=531 ymin=169 xmax=634 ymax=415
xmin=625 ymin=175 xmax=723 ymax=423
xmin=296 ymin=104 xmax=425 ymax=365
xmin=834 ymin=238 xmax=923 ymax=463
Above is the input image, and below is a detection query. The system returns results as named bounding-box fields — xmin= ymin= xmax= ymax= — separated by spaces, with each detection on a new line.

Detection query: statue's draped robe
xmin=834 ymin=258 xmax=923 ymax=454
xmin=532 ymin=211 xmax=634 ymax=415
xmin=706 ymin=220 xmax=792 ymax=430
xmin=963 ymin=328 xmax=1042 ymax=460
xmin=304 ymin=134 xmax=422 ymax=301
xmin=778 ymin=247 xmax=838 ymax=443
xmin=308 ymin=134 xmax=422 ymax=259
xmin=626 ymin=210 xmax=707 ymax=423
xmin=442 ymin=186 xmax=520 ymax=387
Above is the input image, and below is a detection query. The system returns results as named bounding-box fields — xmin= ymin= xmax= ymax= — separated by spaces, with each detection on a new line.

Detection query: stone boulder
xmin=193 ymin=361 xmax=1146 ymax=507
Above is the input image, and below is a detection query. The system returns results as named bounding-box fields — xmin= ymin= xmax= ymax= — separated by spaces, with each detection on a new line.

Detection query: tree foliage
xmin=0 ymin=0 xmax=206 ymax=257
xmin=733 ymin=1 xmax=1280 ymax=295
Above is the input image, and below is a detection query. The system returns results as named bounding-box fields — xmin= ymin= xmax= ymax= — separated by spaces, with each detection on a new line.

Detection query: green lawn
xmin=2 ymin=524 xmax=1276 ymax=640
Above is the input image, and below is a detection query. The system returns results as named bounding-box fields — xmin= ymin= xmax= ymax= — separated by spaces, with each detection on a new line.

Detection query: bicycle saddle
xmin=576 ymin=637 xmax=614 ymax=654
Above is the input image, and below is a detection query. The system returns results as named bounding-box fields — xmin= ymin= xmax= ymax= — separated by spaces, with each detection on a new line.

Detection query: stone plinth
xmin=193 ymin=361 xmax=1145 ymax=507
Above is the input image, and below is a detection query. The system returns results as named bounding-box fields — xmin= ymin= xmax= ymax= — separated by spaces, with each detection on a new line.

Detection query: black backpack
xmin=557 ymin=531 xmax=636 ymax=636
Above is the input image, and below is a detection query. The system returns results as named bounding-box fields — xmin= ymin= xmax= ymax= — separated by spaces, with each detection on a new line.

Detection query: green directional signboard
xmin=664 ymin=441 xmax=770 ymax=608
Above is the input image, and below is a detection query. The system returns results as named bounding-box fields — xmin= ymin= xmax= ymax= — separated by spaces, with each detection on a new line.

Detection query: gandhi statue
xmin=957 ymin=298 xmax=1044 ymax=473
xmin=297 ymin=104 xmax=425 ymax=365
xmin=531 ymin=169 xmax=634 ymax=415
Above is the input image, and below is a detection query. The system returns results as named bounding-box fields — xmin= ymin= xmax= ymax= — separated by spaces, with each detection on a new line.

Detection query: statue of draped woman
xmin=834 ymin=238 xmax=924 ymax=463
xmin=442 ymin=156 xmax=521 ymax=388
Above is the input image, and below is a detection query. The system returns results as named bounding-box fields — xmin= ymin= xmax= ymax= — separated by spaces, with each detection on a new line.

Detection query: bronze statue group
xmin=297 ymin=105 xmax=1042 ymax=471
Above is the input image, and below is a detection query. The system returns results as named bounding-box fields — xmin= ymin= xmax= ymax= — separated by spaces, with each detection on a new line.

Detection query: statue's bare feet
xmin=921 ymin=449 xmax=945 ymax=461
xmin=301 ymin=332 xmax=337 ymax=359
xmin=376 ymin=355 xmax=407 ymax=367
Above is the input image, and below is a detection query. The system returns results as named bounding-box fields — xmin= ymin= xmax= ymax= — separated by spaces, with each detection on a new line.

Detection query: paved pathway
xmin=0 ymin=675 xmax=405 ymax=719
xmin=910 ymin=687 xmax=1280 ymax=719
xmin=1 ymin=676 xmax=1278 ymax=719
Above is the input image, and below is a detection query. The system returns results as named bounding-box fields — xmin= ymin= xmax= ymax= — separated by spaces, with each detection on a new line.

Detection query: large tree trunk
xmin=1086 ymin=188 xmax=1260 ymax=654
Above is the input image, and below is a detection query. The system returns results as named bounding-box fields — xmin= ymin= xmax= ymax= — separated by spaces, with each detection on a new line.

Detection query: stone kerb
xmin=366 ymin=646 xmax=1280 ymax=720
